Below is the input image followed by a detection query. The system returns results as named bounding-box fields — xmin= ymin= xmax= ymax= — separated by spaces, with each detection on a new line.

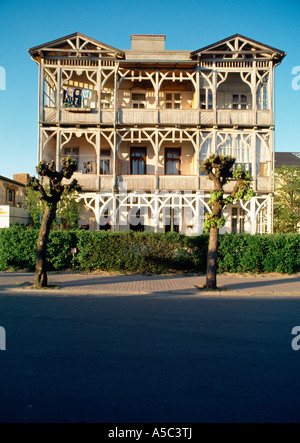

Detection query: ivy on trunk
xmin=27 ymin=157 xmax=81 ymax=288
xmin=201 ymin=154 xmax=255 ymax=290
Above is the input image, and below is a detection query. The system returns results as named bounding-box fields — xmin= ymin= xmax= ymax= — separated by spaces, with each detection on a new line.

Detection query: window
xmin=165 ymin=93 xmax=181 ymax=109
xmin=165 ymin=148 xmax=181 ymax=175
xmin=130 ymin=147 xmax=147 ymax=175
xmin=256 ymin=205 xmax=268 ymax=234
xmin=257 ymin=75 xmax=269 ymax=110
xmin=63 ymin=147 xmax=79 ymax=169
xmin=100 ymin=208 xmax=111 ymax=230
xmin=200 ymin=89 xmax=213 ymax=109
xmin=100 ymin=150 xmax=111 ymax=175
xmin=101 ymin=92 xmax=112 ymax=109
xmin=232 ymin=94 xmax=247 ymax=110
xmin=164 ymin=208 xmax=180 ymax=233
xmin=232 ymin=207 xmax=245 ymax=234
xmin=129 ymin=208 xmax=145 ymax=232
xmin=7 ymin=188 xmax=15 ymax=204
xmin=200 ymin=134 xmax=213 ymax=175
xmin=132 ymin=93 xmax=146 ymax=109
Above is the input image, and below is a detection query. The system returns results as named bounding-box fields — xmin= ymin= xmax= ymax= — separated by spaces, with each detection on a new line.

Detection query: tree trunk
xmin=206 ymin=227 xmax=219 ymax=289
xmin=35 ymin=204 xmax=57 ymax=288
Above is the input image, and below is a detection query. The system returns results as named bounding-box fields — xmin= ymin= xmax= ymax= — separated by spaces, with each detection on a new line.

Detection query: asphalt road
xmin=1 ymin=290 xmax=300 ymax=423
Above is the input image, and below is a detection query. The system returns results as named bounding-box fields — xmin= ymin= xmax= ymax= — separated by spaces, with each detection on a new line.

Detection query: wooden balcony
xmin=118 ymin=109 xmax=158 ymax=125
xmin=217 ymin=110 xmax=273 ymax=126
xmin=70 ymin=173 xmax=99 ymax=191
xmin=43 ymin=107 xmax=273 ymax=127
xmin=99 ymin=175 xmax=114 ymax=190
xmin=159 ymin=175 xmax=198 ymax=191
xmin=256 ymin=176 xmax=272 ymax=192
xmin=43 ymin=107 xmax=100 ymax=124
xmin=118 ymin=175 xmax=157 ymax=191
xmin=159 ymin=110 xmax=199 ymax=125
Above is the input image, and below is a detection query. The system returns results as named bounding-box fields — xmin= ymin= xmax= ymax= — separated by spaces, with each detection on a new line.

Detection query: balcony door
xmin=165 ymin=148 xmax=181 ymax=175
xmin=130 ymin=147 xmax=147 ymax=175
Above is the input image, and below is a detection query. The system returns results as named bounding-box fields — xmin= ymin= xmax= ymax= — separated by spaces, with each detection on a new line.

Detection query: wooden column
xmin=56 ymin=130 xmax=61 ymax=171
xmin=39 ymin=58 xmax=44 ymax=124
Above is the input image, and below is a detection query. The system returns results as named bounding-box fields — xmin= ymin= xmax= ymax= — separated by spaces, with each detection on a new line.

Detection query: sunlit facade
xmin=28 ymin=33 xmax=286 ymax=233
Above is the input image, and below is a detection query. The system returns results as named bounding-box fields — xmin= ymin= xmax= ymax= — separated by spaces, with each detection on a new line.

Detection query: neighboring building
xmin=28 ymin=33 xmax=286 ymax=234
xmin=0 ymin=174 xmax=30 ymax=228
xmin=275 ymin=152 xmax=300 ymax=169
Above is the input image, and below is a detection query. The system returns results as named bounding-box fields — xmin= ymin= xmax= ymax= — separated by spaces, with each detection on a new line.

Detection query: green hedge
xmin=74 ymin=230 xmax=205 ymax=273
xmin=0 ymin=226 xmax=299 ymax=274
xmin=0 ymin=225 xmax=77 ymax=272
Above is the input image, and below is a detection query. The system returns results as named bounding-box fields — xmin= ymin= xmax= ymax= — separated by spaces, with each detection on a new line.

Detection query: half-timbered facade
xmin=28 ymin=33 xmax=286 ymax=233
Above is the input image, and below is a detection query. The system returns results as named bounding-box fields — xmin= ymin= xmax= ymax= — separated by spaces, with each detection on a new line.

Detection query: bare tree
xmin=27 ymin=157 xmax=81 ymax=288
xmin=201 ymin=154 xmax=255 ymax=290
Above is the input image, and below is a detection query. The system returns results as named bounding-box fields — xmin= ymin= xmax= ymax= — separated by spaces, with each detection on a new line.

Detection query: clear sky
xmin=0 ymin=0 xmax=299 ymax=179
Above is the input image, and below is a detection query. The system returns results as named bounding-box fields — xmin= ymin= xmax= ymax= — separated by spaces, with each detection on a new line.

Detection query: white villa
xmin=28 ymin=32 xmax=286 ymax=234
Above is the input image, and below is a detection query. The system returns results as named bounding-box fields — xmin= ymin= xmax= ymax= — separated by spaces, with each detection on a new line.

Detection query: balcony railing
xmin=256 ymin=176 xmax=272 ymax=191
xmin=42 ymin=106 xmax=273 ymax=127
xmin=159 ymin=175 xmax=198 ymax=191
xmin=64 ymin=173 xmax=271 ymax=193
xmin=69 ymin=172 xmax=99 ymax=191
xmin=118 ymin=175 xmax=157 ymax=191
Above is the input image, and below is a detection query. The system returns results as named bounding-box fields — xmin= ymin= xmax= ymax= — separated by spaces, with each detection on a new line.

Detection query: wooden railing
xmin=43 ymin=107 xmax=273 ymax=127
xmin=159 ymin=175 xmax=198 ymax=191
xmin=118 ymin=175 xmax=157 ymax=191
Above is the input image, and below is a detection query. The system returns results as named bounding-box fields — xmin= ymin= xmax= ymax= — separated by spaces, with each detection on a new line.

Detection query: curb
xmin=1 ymin=285 xmax=300 ymax=297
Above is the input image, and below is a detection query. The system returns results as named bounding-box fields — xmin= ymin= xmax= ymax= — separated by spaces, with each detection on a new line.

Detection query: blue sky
xmin=0 ymin=0 xmax=299 ymax=179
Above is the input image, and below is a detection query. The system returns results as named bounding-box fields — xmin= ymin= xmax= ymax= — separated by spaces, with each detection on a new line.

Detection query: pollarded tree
xmin=201 ymin=154 xmax=255 ymax=290
xmin=24 ymin=183 xmax=80 ymax=230
xmin=27 ymin=156 xmax=81 ymax=288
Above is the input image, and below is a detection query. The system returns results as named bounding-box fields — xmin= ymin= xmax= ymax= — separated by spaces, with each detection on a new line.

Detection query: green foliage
xmin=274 ymin=165 xmax=300 ymax=233
xmin=74 ymin=231 xmax=199 ymax=273
xmin=208 ymin=191 xmax=223 ymax=205
xmin=0 ymin=227 xmax=299 ymax=274
xmin=24 ymin=184 xmax=80 ymax=230
xmin=203 ymin=213 xmax=226 ymax=232
xmin=0 ymin=225 xmax=38 ymax=271
xmin=217 ymin=233 xmax=300 ymax=274
xmin=47 ymin=230 xmax=78 ymax=270
xmin=24 ymin=186 xmax=46 ymax=228
xmin=232 ymin=166 xmax=252 ymax=181
xmin=0 ymin=226 xmax=76 ymax=271
xmin=57 ymin=190 xmax=80 ymax=230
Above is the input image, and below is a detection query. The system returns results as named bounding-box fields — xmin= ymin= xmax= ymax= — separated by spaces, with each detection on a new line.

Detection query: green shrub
xmin=0 ymin=227 xmax=299 ymax=274
xmin=75 ymin=230 xmax=202 ymax=274
xmin=0 ymin=225 xmax=37 ymax=271
xmin=47 ymin=230 xmax=77 ymax=270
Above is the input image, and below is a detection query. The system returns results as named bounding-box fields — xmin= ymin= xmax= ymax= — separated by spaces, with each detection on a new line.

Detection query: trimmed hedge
xmin=0 ymin=225 xmax=77 ymax=272
xmin=75 ymin=230 xmax=208 ymax=273
xmin=0 ymin=226 xmax=299 ymax=274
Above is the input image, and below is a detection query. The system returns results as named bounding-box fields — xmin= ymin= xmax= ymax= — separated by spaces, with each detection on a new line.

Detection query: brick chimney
xmin=131 ymin=35 xmax=166 ymax=52
xmin=13 ymin=173 xmax=30 ymax=185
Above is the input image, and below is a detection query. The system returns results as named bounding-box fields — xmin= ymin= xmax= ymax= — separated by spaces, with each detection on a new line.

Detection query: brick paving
xmin=0 ymin=271 xmax=299 ymax=295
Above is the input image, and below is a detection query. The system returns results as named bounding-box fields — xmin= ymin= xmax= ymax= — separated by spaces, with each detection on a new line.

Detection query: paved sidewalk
xmin=0 ymin=271 xmax=299 ymax=295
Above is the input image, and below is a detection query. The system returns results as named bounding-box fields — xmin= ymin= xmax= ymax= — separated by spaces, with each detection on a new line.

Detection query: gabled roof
xmin=275 ymin=152 xmax=300 ymax=169
xmin=191 ymin=33 xmax=286 ymax=62
xmin=28 ymin=32 xmax=125 ymax=60
xmin=0 ymin=175 xmax=26 ymax=187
